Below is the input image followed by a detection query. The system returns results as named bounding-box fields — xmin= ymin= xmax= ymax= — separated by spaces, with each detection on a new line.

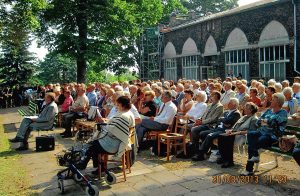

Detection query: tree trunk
xmin=76 ymin=0 xmax=88 ymax=84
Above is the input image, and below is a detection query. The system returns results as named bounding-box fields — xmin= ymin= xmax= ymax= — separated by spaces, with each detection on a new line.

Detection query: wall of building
xmin=162 ymin=0 xmax=299 ymax=81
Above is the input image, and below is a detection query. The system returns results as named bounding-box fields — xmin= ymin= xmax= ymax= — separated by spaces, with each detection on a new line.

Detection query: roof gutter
xmin=293 ymin=0 xmax=300 ymax=74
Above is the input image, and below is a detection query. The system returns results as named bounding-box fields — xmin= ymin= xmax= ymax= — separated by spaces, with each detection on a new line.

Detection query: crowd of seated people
xmin=7 ymin=76 xmax=300 ymax=175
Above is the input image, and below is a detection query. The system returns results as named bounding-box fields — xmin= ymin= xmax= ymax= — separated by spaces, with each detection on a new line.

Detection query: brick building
xmin=161 ymin=0 xmax=300 ymax=82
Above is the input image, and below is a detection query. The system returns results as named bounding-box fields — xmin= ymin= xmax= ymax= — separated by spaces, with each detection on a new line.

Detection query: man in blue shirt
xmin=86 ymin=84 xmax=97 ymax=106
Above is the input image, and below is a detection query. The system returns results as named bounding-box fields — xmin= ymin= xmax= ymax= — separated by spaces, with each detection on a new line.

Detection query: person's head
xmin=294 ymin=77 xmax=300 ymax=83
xmin=257 ymin=84 xmax=265 ymax=94
xmin=274 ymin=82 xmax=282 ymax=93
xmin=281 ymin=80 xmax=289 ymax=88
xmin=161 ymin=90 xmax=172 ymax=103
xmin=292 ymin=83 xmax=300 ymax=93
xmin=195 ymin=91 xmax=207 ymax=103
xmin=251 ymin=80 xmax=258 ymax=87
xmin=244 ymin=102 xmax=258 ymax=116
xmin=45 ymin=92 xmax=55 ymax=104
xmin=153 ymin=87 xmax=163 ymax=97
xmin=77 ymin=86 xmax=86 ymax=96
xmin=64 ymin=90 xmax=71 ymax=98
xmin=271 ymin=93 xmax=285 ymax=108
xmin=282 ymin=87 xmax=293 ymax=100
xmin=249 ymin=88 xmax=258 ymax=97
xmin=115 ymin=96 xmax=131 ymax=112
xmin=238 ymin=84 xmax=246 ymax=94
xmin=223 ymin=82 xmax=232 ymax=91
xmin=214 ymin=83 xmax=222 ymax=92
xmin=268 ymin=79 xmax=276 ymax=87
xmin=129 ymin=85 xmax=138 ymax=95
xmin=184 ymin=89 xmax=194 ymax=100
xmin=87 ymin=84 xmax=95 ymax=92
xmin=200 ymin=82 xmax=207 ymax=91
xmin=144 ymin=91 xmax=155 ymax=101
xmin=112 ymin=91 xmax=125 ymax=103
xmin=210 ymin=91 xmax=221 ymax=104
xmin=100 ymin=87 xmax=107 ymax=96
xmin=176 ymin=83 xmax=184 ymax=93
xmin=227 ymin=98 xmax=239 ymax=110
xmin=107 ymin=88 xmax=115 ymax=97
xmin=266 ymin=86 xmax=276 ymax=96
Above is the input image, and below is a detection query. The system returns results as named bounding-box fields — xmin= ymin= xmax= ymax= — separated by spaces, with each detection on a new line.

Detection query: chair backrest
xmin=29 ymin=100 xmax=38 ymax=115
xmin=174 ymin=115 xmax=190 ymax=135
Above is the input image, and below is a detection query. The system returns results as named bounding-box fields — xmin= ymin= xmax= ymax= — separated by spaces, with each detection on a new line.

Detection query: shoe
xmin=15 ymin=144 xmax=29 ymax=151
xmin=248 ymin=156 xmax=260 ymax=163
xmin=240 ymin=170 xmax=254 ymax=176
xmin=9 ymin=137 xmax=24 ymax=143
xmin=61 ymin=133 xmax=73 ymax=138
xmin=216 ymin=158 xmax=224 ymax=165
xmin=221 ymin=162 xmax=234 ymax=168
xmin=191 ymin=153 xmax=205 ymax=161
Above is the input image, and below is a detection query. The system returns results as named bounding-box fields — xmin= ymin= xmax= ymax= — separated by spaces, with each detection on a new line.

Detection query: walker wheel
xmin=73 ymin=173 xmax=83 ymax=182
xmin=85 ymin=185 xmax=99 ymax=196
xmin=105 ymin=171 xmax=117 ymax=185
xmin=58 ymin=179 xmax=65 ymax=194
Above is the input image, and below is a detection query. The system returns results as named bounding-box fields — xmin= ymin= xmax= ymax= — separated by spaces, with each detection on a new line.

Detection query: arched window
xmin=181 ymin=38 xmax=199 ymax=80
xmin=258 ymin=21 xmax=290 ymax=81
xmin=224 ymin=28 xmax=249 ymax=80
xmin=163 ymin=42 xmax=177 ymax=81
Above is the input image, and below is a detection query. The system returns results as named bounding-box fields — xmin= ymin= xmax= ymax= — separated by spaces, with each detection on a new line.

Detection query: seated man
xmin=9 ymin=93 xmax=58 ymax=150
xmin=61 ymin=86 xmax=89 ymax=138
xmin=218 ymin=102 xmax=258 ymax=168
xmin=136 ymin=91 xmax=177 ymax=147
xmin=191 ymin=98 xmax=241 ymax=161
xmin=241 ymin=93 xmax=288 ymax=175
xmin=190 ymin=91 xmax=224 ymax=158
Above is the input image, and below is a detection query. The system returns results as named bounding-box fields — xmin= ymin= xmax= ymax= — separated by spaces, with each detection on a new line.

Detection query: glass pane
xmin=265 ymin=63 xmax=270 ymax=78
xmin=245 ymin=64 xmax=249 ymax=80
xmin=233 ymin=51 xmax=237 ymax=63
xmin=259 ymin=64 xmax=264 ymax=78
xmin=241 ymin=50 xmax=245 ymax=62
xmin=275 ymin=63 xmax=280 ymax=80
xmin=280 ymin=45 xmax=285 ymax=60
xmin=280 ymin=63 xmax=285 ymax=81
xmin=230 ymin=51 xmax=234 ymax=63
xmin=270 ymin=46 xmax=274 ymax=61
xmin=260 ymin=48 xmax=264 ymax=62
xmin=270 ymin=63 xmax=275 ymax=79
xmin=275 ymin=46 xmax=280 ymax=60
xmin=265 ymin=47 xmax=270 ymax=61
xmin=238 ymin=50 xmax=242 ymax=63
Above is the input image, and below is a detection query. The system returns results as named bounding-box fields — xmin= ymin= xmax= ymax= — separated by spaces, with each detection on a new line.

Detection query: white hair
xmin=196 ymin=91 xmax=207 ymax=103
xmin=229 ymin=98 xmax=239 ymax=109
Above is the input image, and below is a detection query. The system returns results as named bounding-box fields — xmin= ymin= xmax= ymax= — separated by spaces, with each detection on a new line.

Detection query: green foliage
xmin=180 ymin=0 xmax=238 ymax=16
xmin=36 ymin=52 xmax=77 ymax=84
xmin=87 ymin=68 xmax=137 ymax=84
xmin=38 ymin=0 xmax=164 ymax=83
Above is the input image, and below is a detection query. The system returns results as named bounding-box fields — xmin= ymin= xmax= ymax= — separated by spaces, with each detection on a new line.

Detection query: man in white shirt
xmin=220 ymin=82 xmax=236 ymax=110
xmin=136 ymin=91 xmax=177 ymax=146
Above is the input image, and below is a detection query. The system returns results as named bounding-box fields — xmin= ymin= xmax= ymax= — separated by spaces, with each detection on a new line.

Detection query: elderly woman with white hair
xmin=241 ymin=93 xmax=288 ymax=175
xmin=282 ymin=87 xmax=298 ymax=115
xmin=184 ymin=91 xmax=208 ymax=122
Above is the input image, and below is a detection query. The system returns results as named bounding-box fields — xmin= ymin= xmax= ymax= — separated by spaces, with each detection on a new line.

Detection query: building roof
xmin=166 ymin=0 xmax=290 ymax=32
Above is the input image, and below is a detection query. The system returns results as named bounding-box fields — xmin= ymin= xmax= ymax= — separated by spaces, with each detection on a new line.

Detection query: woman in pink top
xmin=60 ymin=90 xmax=73 ymax=113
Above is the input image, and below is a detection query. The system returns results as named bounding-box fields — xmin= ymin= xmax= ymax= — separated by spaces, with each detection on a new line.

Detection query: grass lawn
xmin=0 ymin=117 xmax=37 ymax=196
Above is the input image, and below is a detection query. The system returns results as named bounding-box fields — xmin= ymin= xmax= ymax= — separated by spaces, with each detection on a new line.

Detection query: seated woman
xmin=178 ymin=89 xmax=194 ymax=115
xmin=184 ymin=91 xmax=207 ymax=125
xmin=76 ymin=96 xmax=135 ymax=170
xmin=282 ymin=87 xmax=298 ymax=116
xmin=9 ymin=93 xmax=58 ymax=150
xmin=217 ymin=102 xmax=258 ymax=168
xmin=138 ymin=91 xmax=157 ymax=118
xmin=241 ymin=93 xmax=288 ymax=175
xmin=59 ymin=90 xmax=73 ymax=113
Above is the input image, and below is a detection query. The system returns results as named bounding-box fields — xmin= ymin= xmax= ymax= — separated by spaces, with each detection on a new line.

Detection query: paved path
xmin=1 ymin=107 xmax=299 ymax=196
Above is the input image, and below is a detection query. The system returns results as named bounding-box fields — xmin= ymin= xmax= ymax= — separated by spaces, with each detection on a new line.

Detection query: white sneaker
xmin=248 ymin=156 xmax=260 ymax=163
xmin=208 ymin=154 xmax=218 ymax=163
xmin=240 ymin=170 xmax=254 ymax=176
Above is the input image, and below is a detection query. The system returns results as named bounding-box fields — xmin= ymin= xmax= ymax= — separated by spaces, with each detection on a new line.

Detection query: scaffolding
xmin=139 ymin=27 xmax=163 ymax=81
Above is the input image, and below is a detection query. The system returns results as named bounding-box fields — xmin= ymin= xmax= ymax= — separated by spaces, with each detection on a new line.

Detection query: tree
xmin=38 ymin=0 xmax=164 ymax=83
xmin=180 ymin=0 xmax=238 ymax=16
xmin=36 ymin=52 xmax=77 ymax=84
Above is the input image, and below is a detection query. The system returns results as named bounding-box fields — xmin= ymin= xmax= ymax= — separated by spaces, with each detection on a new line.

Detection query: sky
xmin=28 ymin=0 xmax=262 ymax=60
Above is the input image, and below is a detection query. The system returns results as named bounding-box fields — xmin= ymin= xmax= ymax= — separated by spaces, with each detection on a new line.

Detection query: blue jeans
xmin=246 ymin=131 xmax=276 ymax=172
xmin=293 ymin=147 xmax=300 ymax=166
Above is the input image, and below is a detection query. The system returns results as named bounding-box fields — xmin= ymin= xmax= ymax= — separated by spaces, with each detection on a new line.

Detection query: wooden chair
xmin=157 ymin=115 xmax=189 ymax=161
xmin=97 ymin=127 xmax=135 ymax=181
